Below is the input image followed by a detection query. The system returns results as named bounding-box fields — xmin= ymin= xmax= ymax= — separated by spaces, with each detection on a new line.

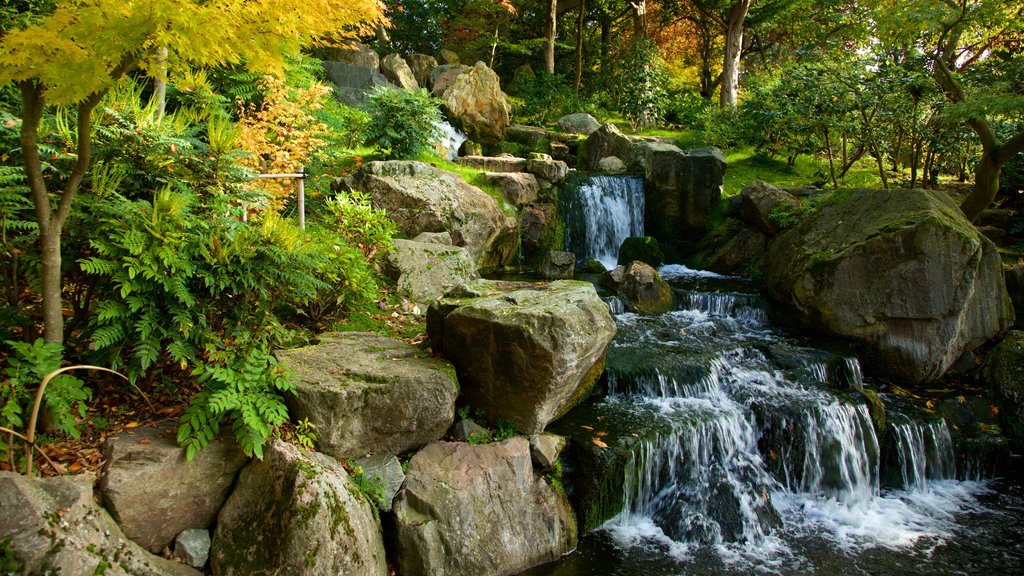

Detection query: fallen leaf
xmin=124 ymin=422 xmax=139 ymax=429
xmin=68 ymin=462 xmax=83 ymax=472
xmin=591 ymin=438 xmax=608 ymax=449
xmin=138 ymin=439 xmax=152 ymax=445
xmin=595 ymin=431 xmax=607 ymax=437
xmin=581 ymin=425 xmax=594 ymax=430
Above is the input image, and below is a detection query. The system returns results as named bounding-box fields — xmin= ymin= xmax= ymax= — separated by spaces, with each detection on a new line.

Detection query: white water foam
xmin=658 ymin=264 xmax=730 ymax=280
xmin=432 ymin=119 xmax=467 ymax=160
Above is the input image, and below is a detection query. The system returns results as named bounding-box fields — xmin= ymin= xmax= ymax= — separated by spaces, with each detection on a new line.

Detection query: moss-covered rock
xmin=692 ymin=218 xmax=768 ymax=276
xmin=982 ymin=330 xmax=1024 ymax=450
xmin=384 ymin=239 xmax=480 ymax=304
xmin=427 ymin=280 xmax=616 ymax=434
xmin=211 ymin=440 xmax=386 ymax=576
xmin=764 ymin=189 xmax=1015 ymax=384
xmin=600 ymin=262 xmax=674 ymax=315
xmin=739 ymin=180 xmax=802 ymax=237
xmin=617 ymin=236 xmax=665 ymax=268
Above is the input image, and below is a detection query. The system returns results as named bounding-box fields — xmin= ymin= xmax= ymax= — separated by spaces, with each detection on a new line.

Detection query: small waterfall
xmin=605 ymin=296 xmax=626 ymax=315
xmin=561 ymin=174 xmax=644 ymax=270
xmin=888 ymin=420 xmax=956 ymax=490
xmin=794 ymin=404 xmax=880 ymax=503
xmin=678 ymin=290 xmax=768 ymax=325
xmin=433 ymin=119 xmax=467 ymax=161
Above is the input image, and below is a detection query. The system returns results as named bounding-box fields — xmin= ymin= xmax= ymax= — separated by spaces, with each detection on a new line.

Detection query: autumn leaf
xmin=592 ymin=438 xmax=608 ymax=449
xmin=581 ymin=425 xmax=594 ymax=430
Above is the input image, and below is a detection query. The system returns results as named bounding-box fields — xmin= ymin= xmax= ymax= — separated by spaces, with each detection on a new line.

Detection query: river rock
xmin=390 ymin=439 xmax=577 ymax=576
xmin=429 ymin=64 xmax=468 ymax=95
xmin=439 ymin=62 xmax=511 ymax=146
xmin=597 ymin=156 xmax=627 ymax=173
xmin=484 ymin=171 xmax=540 ymax=206
xmin=174 ymin=529 xmax=211 ymax=568
xmin=539 ymin=250 xmax=576 ymax=279
xmin=276 ymin=332 xmax=458 ymax=460
xmin=98 ymin=421 xmax=247 ymax=552
xmin=764 ymin=189 xmax=1015 ymax=383
xmin=351 ymin=160 xmax=518 ymax=272
xmin=428 ymin=280 xmax=616 ymax=433
xmin=557 ymin=113 xmax=601 ymax=135
xmin=983 ymin=331 xmax=1024 ymax=449
xmin=404 ymin=53 xmax=437 ymax=87
xmin=529 ymin=433 xmax=566 ymax=468
xmin=508 ymin=124 xmax=551 ymax=148
xmin=211 ymin=440 xmax=387 ymax=576
xmin=740 ymin=180 xmax=802 ymax=237
xmin=619 ymin=261 xmax=674 ymax=314
xmin=618 ymin=236 xmax=664 ymax=268
xmin=381 ymin=53 xmax=419 ymax=90
xmin=580 ymin=123 xmax=634 ymax=171
xmin=0 ymin=472 xmax=199 ymax=576
xmin=694 ymin=218 xmax=769 ymax=275
xmin=384 ymin=239 xmax=480 ymax=304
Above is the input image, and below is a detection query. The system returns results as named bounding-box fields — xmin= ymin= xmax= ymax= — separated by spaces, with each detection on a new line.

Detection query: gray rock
xmin=351 ymin=160 xmax=519 ymax=272
xmin=429 ymin=64 xmax=468 ymax=95
xmin=391 ymin=439 xmax=576 ymax=576
xmin=580 ymin=124 xmax=634 ymax=171
xmin=331 ymin=42 xmax=380 ymax=72
xmin=456 ymin=154 xmax=527 ymax=173
xmin=175 ymin=529 xmax=211 ymax=568
xmin=98 ymin=421 xmax=247 ymax=552
xmin=381 ymin=53 xmax=419 ymax=90
xmin=451 ymin=418 xmax=490 ymax=442
xmin=211 ymin=441 xmax=387 ymax=576
xmin=694 ymin=219 xmax=769 ymax=275
xmin=740 ymin=180 xmax=802 ymax=237
xmin=508 ymin=124 xmax=551 ymax=148
xmin=602 ymin=261 xmax=674 ymax=315
xmin=412 ymin=231 xmax=454 ymax=245
xmin=519 ymin=204 xmax=559 ymax=259
xmin=1006 ymin=262 xmax=1024 ymax=329
xmin=438 ymin=48 xmax=461 ymax=65
xmin=385 ymin=239 xmax=480 ymax=304
xmin=539 ymin=251 xmax=575 ymax=279
xmin=550 ymin=141 xmax=573 ymax=164
xmin=765 ymin=189 xmax=1015 ymax=383
xmin=404 ymin=53 xmax=438 ymax=88
xmin=557 ymin=113 xmax=601 ymax=135
xmin=484 ymin=171 xmax=540 ymax=206
xmin=323 ymin=60 xmax=388 ymax=105
xmin=526 ymin=158 xmax=570 ymax=184
xmin=1 ymin=472 xmax=199 ymax=576
xmin=634 ymin=143 xmax=726 ymax=241
xmin=597 ymin=156 xmax=627 ymax=173
xmin=354 ymin=454 xmax=406 ymax=512
xmin=276 ymin=333 xmax=458 ymax=460
xmin=428 ymin=280 xmax=616 ymax=433
xmin=529 ymin=433 xmax=566 ymax=469
xmin=440 ymin=62 xmax=511 ymax=146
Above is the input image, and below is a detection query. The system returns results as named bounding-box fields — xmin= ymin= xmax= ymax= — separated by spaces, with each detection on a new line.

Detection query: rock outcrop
xmin=276 ymin=333 xmax=459 ymax=460
xmin=211 ymin=441 xmax=387 ymax=576
xmin=484 ymin=171 xmax=540 ymax=206
xmin=404 ymin=53 xmax=438 ymax=88
xmin=98 ymin=422 xmax=247 ymax=552
xmin=1 ymin=472 xmax=199 ymax=575
xmin=764 ymin=189 xmax=1015 ymax=383
xmin=390 ymin=439 xmax=576 ymax=576
xmin=350 ymin=160 xmax=518 ymax=272
xmin=428 ymin=280 xmax=616 ymax=433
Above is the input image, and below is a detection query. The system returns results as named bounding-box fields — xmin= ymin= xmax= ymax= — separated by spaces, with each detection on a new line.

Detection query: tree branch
xmin=932 ymin=57 xmax=998 ymax=153
xmin=19 ymin=81 xmax=50 ymax=237
xmin=995 ymin=130 xmax=1024 ymax=165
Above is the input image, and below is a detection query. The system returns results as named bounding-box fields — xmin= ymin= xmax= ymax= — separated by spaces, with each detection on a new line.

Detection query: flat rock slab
xmin=391 ymin=439 xmax=576 ymax=576
xmin=276 ymin=332 xmax=458 ymax=460
xmin=1 ymin=472 xmax=199 ymax=576
xmin=456 ymin=155 xmax=528 ymax=173
xmin=99 ymin=421 xmax=248 ymax=552
xmin=211 ymin=440 xmax=387 ymax=576
xmin=428 ymin=280 xmax=616 ymax=433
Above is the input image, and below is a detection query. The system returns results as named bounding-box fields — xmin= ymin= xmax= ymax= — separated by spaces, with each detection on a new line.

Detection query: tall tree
xmin=719 ymin=0 xmax=751 ymax=107
xmin=0 ymin=0 xmax=385 ymax=345
xmin=546 ymin=0 xmax=559 ymax=73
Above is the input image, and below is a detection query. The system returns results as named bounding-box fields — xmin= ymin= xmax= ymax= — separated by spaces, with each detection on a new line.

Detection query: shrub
xmin=364 ymin=87 xmax=442 ymax=160
xmin=509 ymin=72 xmax=601 ymax=127
xmin=617 ymin=39 xmax=669 ymax=130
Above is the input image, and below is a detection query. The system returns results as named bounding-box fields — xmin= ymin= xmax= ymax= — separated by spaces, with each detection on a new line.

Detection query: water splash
xmin=432 ymin=119 xmax=467 ymax=161
xmin=562 ymin=174 xmax=644 ymax=269
xmin=889 ymin=420 xmax=956 ymax=490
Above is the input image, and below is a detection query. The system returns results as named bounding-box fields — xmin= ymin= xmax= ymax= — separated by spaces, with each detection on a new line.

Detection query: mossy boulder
xmin=211 ymin=441 xmax=386 ymax=576
xmin=384 ymin=239 xmax=480 ymax=304
xmin=600 ymin=262 xmax=674 ymax=315
xmin=764 ymin=189 xmax=1015 ymax=384
xmin=390 ymin=439 xmax=576 ymax=576
xmin=0 ymin=472 xmax=199 ymax=576
xmin=351 ymin=160 xmax=518 ymax=272
xmin=617 ymin=236 xmax=665 ymax=268
xmin=693 ymin=218 xmax=768 ymax=276
xmin=439 ymin=62 xmax=510 ymax=146
xmin=982 ymin=330 xmax=1024 ymax=450
xmin=1005 ymin=262 xmax=1024 ymax=330
xmin=739 ymin=180 xmax=802 ymax=237
xmin=276 ymin=333 xmax=458 ymax=460
xmin=427 ymin=280 xmax=616 ymax=433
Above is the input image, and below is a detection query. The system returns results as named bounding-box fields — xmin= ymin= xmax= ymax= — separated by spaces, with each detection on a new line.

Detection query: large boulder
xmin=580 ymin=123 xmax=634 ymax=171
xmin=384 ymin=239 xmax=480 ymax=304
xmin=390 ymin=438 xmax=577 ymax=576
xmin=526 ymin=156 xmax=570 ymax=185
xmin=519 ymin=203 xmax=560 ymax=260
xmin=618 ymin=236 xmax=664 ymax=268
xmin=740 ymin=180 xmax=802 ymax=237
xmin=694 ymin=218 xmax=769 ymax=275
xmin=429 ymin=64 xmax=469 ymax=95
xmin=439 ymin=62 xmax=511 ymax=147
xmin=404 ymin=53 xmax=438 ymax=87
xmin=1 ymin=472 xmax=199 ymax=576
xmin=427 ymin=280 xmax=616 ymax=433
xmin=350 ymin=160 xmax=518 ymax=272
xmin=1005 ymin=262 xmax=1024 ymax=329
xmin=764 ymin=189 xmax=1015 ymax=383
xmin=380 ymin=53 xmax=420 ymax=90
xmin=98 ymin=422 xmax=248 ymax=552
xmin=323 ymin=60 xmax=388 ymax=106
xmin=438 ymin=48 xmax=461 ymax=65
xmin=634 ymin=142 xmax=726 ymax=241
xmin=211 ymin=440 xmax=387 ymax=576
xmin=982 ymin=331 xmax=1024 ymax=449
xmin=601 ymin=261 xmax=674 ymax=315
xmin=484 ymin=171 xmax=540 ymax=206
xmin=539 ymin=250 xmax=576 ymax=279
xmin=330 ymin=42 xmax=380 ymax=72
xmin=276 ymin=332 xmax=459 ymax=460
xmin=557 ymin=113 xmax=601 ymax=135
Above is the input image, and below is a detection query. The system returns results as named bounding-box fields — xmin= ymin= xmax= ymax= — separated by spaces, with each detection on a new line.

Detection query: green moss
xmin=860 ymin=388 xmax=887 ymax=431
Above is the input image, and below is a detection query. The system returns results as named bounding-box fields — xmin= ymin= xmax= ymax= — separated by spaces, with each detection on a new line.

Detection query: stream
xmin=524 ymin=176 xmax=1024 ymax=575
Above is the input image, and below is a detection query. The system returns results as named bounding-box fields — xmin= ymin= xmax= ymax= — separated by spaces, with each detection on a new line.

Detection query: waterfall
xmin=561 ymin=174 xmax=644 ymax=270
xmin=432 ymin=119 xmax=467 ymax=161
xmin=889 ymin=420 xmax=956 ymax=490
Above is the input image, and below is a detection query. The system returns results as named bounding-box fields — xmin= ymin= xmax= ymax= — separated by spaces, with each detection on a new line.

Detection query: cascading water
xmin=528 ymin=264 xmax=1023 ymax=575
xmin=560 ymin=174 xmax=644 ymax=270
xmin=432 ymin=119 xmax=467 ymax=161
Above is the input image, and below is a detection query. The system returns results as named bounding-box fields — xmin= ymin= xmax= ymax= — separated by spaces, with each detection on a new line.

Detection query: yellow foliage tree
xmin=0 ymin=0 xmax=386 ymax=345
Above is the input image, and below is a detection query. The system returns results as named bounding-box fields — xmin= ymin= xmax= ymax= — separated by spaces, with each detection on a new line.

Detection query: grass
xmin=417 ymin=152 xmax=519 ymax=217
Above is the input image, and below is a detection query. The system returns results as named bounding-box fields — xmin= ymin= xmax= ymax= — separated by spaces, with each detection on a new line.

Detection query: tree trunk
xmin=151 ymin=46 xmax=168 ymax=117
xmin=719 ymin=0 xmax=751 ymax=108
xmin=545 ymin=0 xmax=557 ymax=74
xmin=631 ymin=0 xmax=647 ymax=38
xmin=600 ymin=15 xmax=611 ymax=77
xmin=574 ymin=0 xmax=585 ymax=91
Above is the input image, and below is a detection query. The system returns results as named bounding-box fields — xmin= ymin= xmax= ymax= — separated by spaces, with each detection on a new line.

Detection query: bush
xmin=664 ymin=90 xmax=712 ymax=128
xmin=617 ymin=39 xmax=669 ymax=130
xmin=364 ymin=87 xmax=442 ymax=160
xmin=509 ymin=72 xmax=601 ymax=127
